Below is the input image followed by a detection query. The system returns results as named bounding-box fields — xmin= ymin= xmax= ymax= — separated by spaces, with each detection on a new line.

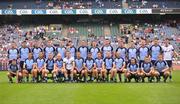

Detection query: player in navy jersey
xmin=74 ymin=52 xmax=86 ymax=82
xmin=150 ymin=38 xmax=163 ymax=65
xmin=34 ymin=52 xmax=46 ymax=82
xmin=78 ymin=40 xmax=88 ymax=60
xmin=66 ymin=40 xmax=76 ymax=58
xmin=44 ymin=40 xmax=55 ymax=59
xmin=22 ymin=53 xmax=34 ymax=82
xmin=125 ymin=58 xmax=139 ymax=82
xmin=116 ymin=39 xmax=127 ymax=61
xmin=103 ymin=52 xmax=114 ymax=82
xmin=138 ymin=56 xmax=154 ymax=82
xmin=127 ymin=41 xmax=138 ymax=61
xmin=53 ymin=53 xmax=64 ymax=82
xmin=101 ymin=39 xmax=113 ymax=58
xmin=84 ymin=53 xmax=95 ymax=82
xmin=7 ymin=59 xmax=22 ymax=83
xmin=42 ymin=53 xmax=55 ymax=82
xmin=56 ymin=40 xmax=66 ymax=59
xmin=19 ymin=41 xmax=31 ymax=70
xmin=8 ymin=42 xmax=19 ymax=63
xmin=114 ymin=52 xmax=126 ymax=82
xmin=154 ymin=54 xmax=170 ymax=82
xmin=32 ymin=41 xmax=43 ymax=60
xmin=138 ymin=39 xmax=150 ymax=67
xmin=89 ymin=41 xmax=100 ymax=59
xmin=94 ymin=52 xmax=104 ymax=81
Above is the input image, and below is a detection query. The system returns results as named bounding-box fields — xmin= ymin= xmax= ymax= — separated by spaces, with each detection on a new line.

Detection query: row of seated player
xmin=7 ymin=52 xmax=171 ymax=83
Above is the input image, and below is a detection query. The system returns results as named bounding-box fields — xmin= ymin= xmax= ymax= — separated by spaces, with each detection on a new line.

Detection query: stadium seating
xmin=0 ymin=0 xmax=179 ymax=9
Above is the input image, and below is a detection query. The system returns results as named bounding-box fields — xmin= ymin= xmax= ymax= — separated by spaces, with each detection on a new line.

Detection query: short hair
xmin=165 ymin=38 xmax=169 ymax=41
xmin=154 ymin=37 xmax=159 ymax=40
xmin=130 ymin=57 xmax=137 ymax=63
xmin=22 ymin=41 xmax=26 ymax=43
xmin=141 ymin=38 xmax=146 ymax=41
xmin=145 ymin=56 xmax=149 ymax=59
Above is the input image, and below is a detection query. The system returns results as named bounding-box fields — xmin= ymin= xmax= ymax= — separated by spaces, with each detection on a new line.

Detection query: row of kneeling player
xmin=7 ymin=52 xmax=171 ymax=83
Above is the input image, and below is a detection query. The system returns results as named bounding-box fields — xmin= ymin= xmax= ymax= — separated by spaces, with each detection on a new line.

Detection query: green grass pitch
xmin=0 ymin=71 xmax=180 ymax=104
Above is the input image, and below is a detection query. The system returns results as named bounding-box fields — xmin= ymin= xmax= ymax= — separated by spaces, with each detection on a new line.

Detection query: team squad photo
xmin=0 ymin=0 xmax=180 ymax=104
xmin=7 ymin=37 xmax=177 ymax=83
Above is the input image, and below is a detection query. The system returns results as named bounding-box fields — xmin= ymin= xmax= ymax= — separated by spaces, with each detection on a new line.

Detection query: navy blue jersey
xmin=32 ymin=47 xmax=42 ymax=60
xmin=127 ymin=64 xmax=139 ymax=72
xmin=75 ymin=58 xmax=84 ymax=71
xmin=89 ymin=47 xmax=100 ymax=59
xmin=8 ymin=48 xmax=19 ymax=60
xmin=95 ymin=58 xmax=103 ymax=69
xmin=46 ymin=59 xmax=54 ymax=70
xmin=19 ymin=47 xmax=31 ymax=61
xmin=103 ymin=57 xmax=114 ymax=69
xmin=85 ymin=58 xmax=94 ymax=70
xmin=116 ymin=47 xmax=127 ymax=60
xmin=114 ymin=57 xmax=125 ymax=69
xmin=24 ymin=59 xmax=34 ymax=69
xmin=44 ymin=46 xmax=55 ymax=59
xmin=9 ymin=64 xmax=19 ymax=72
xmin=141 ymin=62 xmax=152 ymax=73
xmin=36 ymin=58 xmax=45 ymax=69
xmin=56 ymin=47 xmax=66 ymax=59
xmin=127 ymin=48 xmax=138 ymax=60
xmin=101 ymin=45 xmax=113 ymax=58
xmin=55 ymin=59 xmax=63 ymax=69
xmin=78 ymin=46 xmax=88 ymax=60
xmin=138 ymin=46 xmax=149 ymax=60
xmin=154 ymin=61 xmax=168 ymax=72
xmin=150 ymin=45 xmax=162 ymax=60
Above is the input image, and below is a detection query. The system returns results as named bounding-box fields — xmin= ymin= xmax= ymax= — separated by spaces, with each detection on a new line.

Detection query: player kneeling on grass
xmin=31 ymin=63 xmax=39 ymax=82
xmin=63 ymin=51 xmax=75 ymax=82
xmin=33 ymin=52 xmax=45 ymax=82
xmin=154 ymin=54 xmax=170 ymax=82
xmin=54 ymin=53 xmax=64 ymax=82
xmin=42 ymin=53 xmax=55 ymax=82
xmin=125 ymin=58 xmax=139 ymax=82
xmin=103 ymin=52 xmax=114 ymax=82
xmin=22 ymin=53 xmax=34 ymax=82
xmin=139 ymin=56 xmax=154 ymax=82
xmin=114 ymin=52 xmax=126 ymax=82
xmin=94 ymin=52 xmax=105 ymax=82
xmin=7 ymin=59 xmax=22 ymax=83
xmin=84 ymin=53 xmax=95 ymax=82
xmin=74 ymin=52 xmax=86 ymax=82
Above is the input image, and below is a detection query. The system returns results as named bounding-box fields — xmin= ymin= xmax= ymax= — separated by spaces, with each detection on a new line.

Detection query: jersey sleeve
xmin=164 ymin=61 xmax=169 ymax=68
xmin=88 ymin=47 xmax=92 ymax=53
xmin=28 ymin=47 xmax=31 ymax=53
xmin=43 ymin=47 xmax=46 ymax=52
xmin=159 ymin=45 xmax=163 ymax=54
xmin=101 ymin=46 xmax=104 ymax=52
xmin=19 ymin=48 xmax=22 ymax=55
xmin=110 ymin=46 xmax=113 ymax=51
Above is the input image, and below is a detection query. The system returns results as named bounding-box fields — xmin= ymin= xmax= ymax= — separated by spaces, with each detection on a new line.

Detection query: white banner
xmin=0 ymin=10 xmax=1 ymax=15
xmin=46 ymin=9 xmax=62 ymax=14
xmin=136 ymin=9 xmax=152 ymax=14
xmin=16 ymin=9 xmax=32 ymax=15
xmin=106 ymin=9 xmax=122 ymax=14
xmin=76 ymin=9 xmax=91 ymax=14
